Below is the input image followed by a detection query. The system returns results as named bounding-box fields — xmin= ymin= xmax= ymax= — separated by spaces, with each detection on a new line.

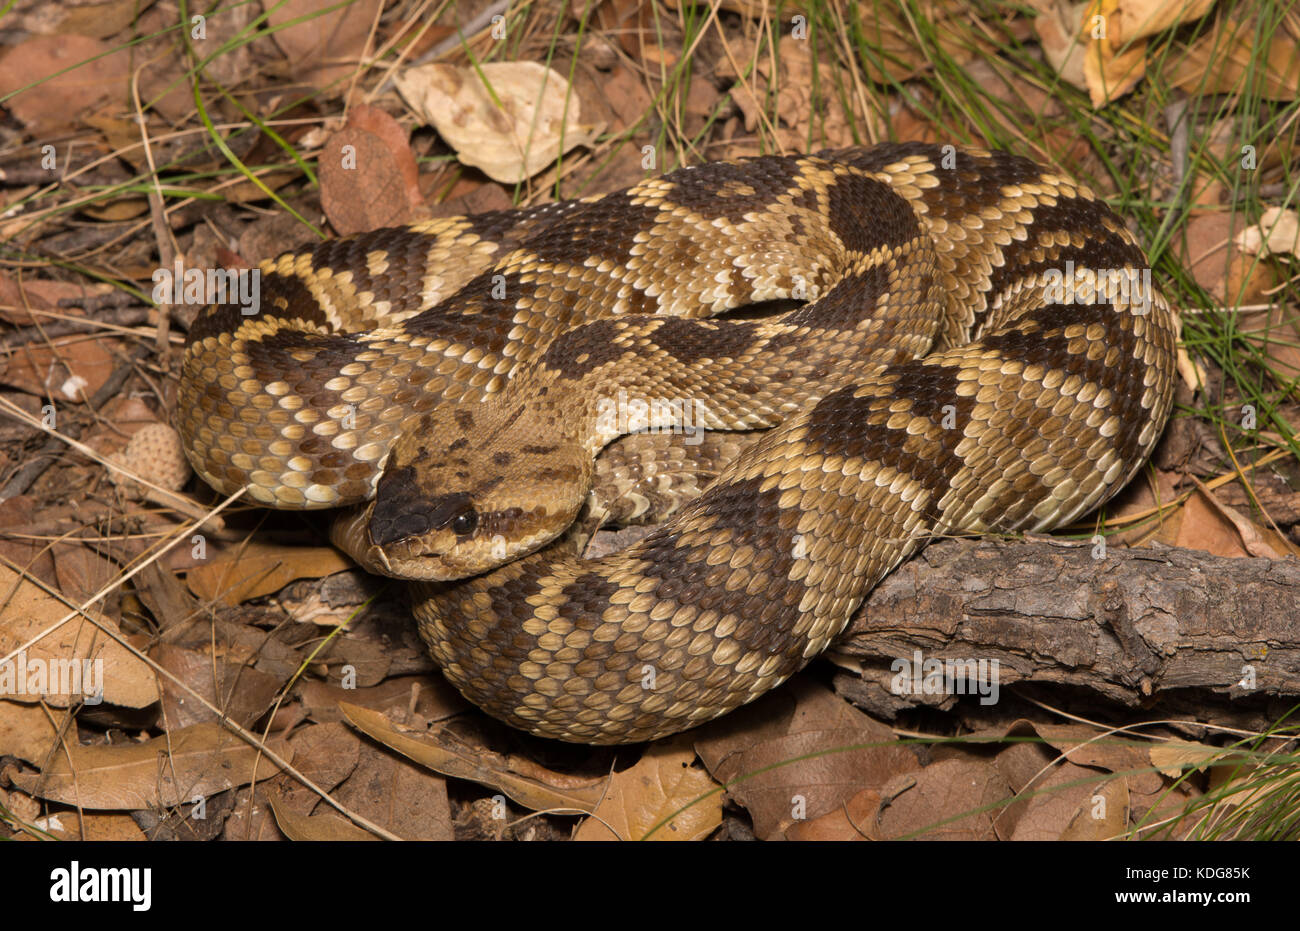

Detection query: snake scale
xmin=179 ymin=142 xmax=1177 ymax=744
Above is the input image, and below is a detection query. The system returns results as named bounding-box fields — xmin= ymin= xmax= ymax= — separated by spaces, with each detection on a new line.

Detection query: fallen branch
xmin=833 ymin=537 xmax=1300 ymax=719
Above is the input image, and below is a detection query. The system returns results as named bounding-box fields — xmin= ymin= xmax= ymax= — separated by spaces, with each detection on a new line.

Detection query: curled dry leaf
xmin=1235 ymin=207 xmax=1300 ymax=259
xmin=1032 ymin=0 xmax=1215 ymax=107
xmin=337 ymin=701 xmax=608 ymax=814
xmin=395 ymin=61 xmax=600 ymax=184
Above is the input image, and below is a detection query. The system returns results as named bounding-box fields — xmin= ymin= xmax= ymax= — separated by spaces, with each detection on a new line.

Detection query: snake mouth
xmin=330 ymin=502 xmax=460 ymax=580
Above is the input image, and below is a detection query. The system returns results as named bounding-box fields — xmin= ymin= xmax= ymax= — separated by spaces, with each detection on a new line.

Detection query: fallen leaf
xmin=0 ymin=34 xmax=129 ymax=133
xmin=395 ymin=61 xmax=600 ymax=183
xmin=27 ymin=811 xmax=148 ymax=842
xmin=574 ymin=740 xmax=721 ymax=841
xmin=694 ymin=678 xmax=921 ymax=839
xmin=266 ymin=0 xmax=384 ymax=91
xmin=1175 ymin=486 xmax=1284 ymax=559
xmin=1008 ymin=757 xmax=1106 ymax=840
xmin=184 ymin=542 xmax=352 ymax=606
xmin=1235 ymin=207 xmax=1300 ymax=258
xmin=11 ymin=721 xmax=287 ymax=809
xmin=320 ymin=104 xmax=426 ymax=235
xmin=153 ymin=642 xmax=284 ymax=729
xmin=0 ymin=274 xmax=110 ymax=326
xmin=1058 ymin=776 xmax=1130 ymax=839
xmin=0 ymin=564 xmax=159 ymax=709
xmin=338 ymin=701 xmax=607 ymax=813
xmin=0 ymin=338 xmax=119 ymax=401
xmin=875 ymin=759 xmax=1012 ymax=840
xmin=1170 ymin=12 xmax=1300 ymax=100
xmin=331 ymin=734 xmax=454 ymax=840
xmin=784 ymin=786 xmax=880 ymax=840
xmin=1149 ymin=740 xmax=1231 ymax=778
xmin=299 ymin=675 xmax=468 ymax=724
xmin=268 ymin=791 xmax=378 ymax=841
xmin=0 ymin=700 xmax=66 ymax=764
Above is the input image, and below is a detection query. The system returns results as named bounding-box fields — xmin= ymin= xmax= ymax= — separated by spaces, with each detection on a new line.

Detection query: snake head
xmin=361 ymin=400 xmax=592 ymax=581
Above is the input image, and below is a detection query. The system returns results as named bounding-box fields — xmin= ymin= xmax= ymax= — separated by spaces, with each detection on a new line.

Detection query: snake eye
xmin=450 ymin=509 xmax=478 ymax=536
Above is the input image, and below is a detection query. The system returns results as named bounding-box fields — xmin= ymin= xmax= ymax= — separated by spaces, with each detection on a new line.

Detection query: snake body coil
xmin=180 ymin=143 xmax=1177 ymax=743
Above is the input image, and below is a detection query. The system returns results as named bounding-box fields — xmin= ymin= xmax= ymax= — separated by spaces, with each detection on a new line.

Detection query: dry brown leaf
xmin=574 ymin=740 xmax=721 ymax=841
xmin=875 ymin=759 xmax=1012 ymax=840
xmin=1170 ymin=14 xmax=1300 ymax=100
xmin=338 ymin=701 xmax=607 ymax=813
xmin=1058 ymin=776 xmax=1130 ymax=839
xmin=15 ymin=0 xmax=143 ymax=38
xmin=0 ymin=564 xmax=159 ymax=709
xmin=694 ymin=678 xmax=921 ymax=839
xmin=153 ymin=642 xmax=283 ymax=730
xmin=1109 ymin=0 xmax=1216 ymax=43
xmin=1034 ymin=0 xmax=1215 ymax=107
xmin=0 ymin=338 xmax=119 ymax=401
xmin=1149 ymin=740 xmax=1231 ymax=778
xmin=267 ymin=791 xmax=378 ymax=841
xmin=184 ymin=542 xmax=351 ymax=606
xmin=0 ymin=35 xmax=129 ymax=133
xmin=784 ymin=786 xmax=880 ymax=840
xmin=1176 ymin=485 xmax=1294 ymax=559
xmin=1029 ymin=723 xmax=1164 ymax=795
xmin=52 ymin=543 xmax=119 ymax=605
xmin=80 ymin=198 xmax=150 ymax=221
xmin=395 ymin=61 xmax=600 ymax=184
xmin=1008 ymin=758 xmax=1106 ymax=840
xmin=10 ymin=721 xmax=287 ymax=809
xmin=1079 ymin=0 xmax=1162 ymax=107
xmin=299 ymin=675 xmax=468 ymax=724
xmin=331 ymin=735 xmax=455 ymax=841
xmin=1031 ymin=0 xmax=1090 ymax=90
xmin=0 ymin=700 xmax=65 ymax=764
xmin=0 ymin=274 xmax=110 ymax=326
xmin=266 ymin=0 xmax=384 ymax=91
xmin=320 ymin=104 xmax=426 ymax=235
xmin=27 ymin=811 xmax=148 ymax=842
xmin=1177 ymin=212 xmax=1276 ymax=305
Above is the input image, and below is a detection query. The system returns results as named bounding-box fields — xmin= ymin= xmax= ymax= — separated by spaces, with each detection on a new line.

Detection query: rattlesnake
xmin=179 ymin=142 xmax=1178 ymax=744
